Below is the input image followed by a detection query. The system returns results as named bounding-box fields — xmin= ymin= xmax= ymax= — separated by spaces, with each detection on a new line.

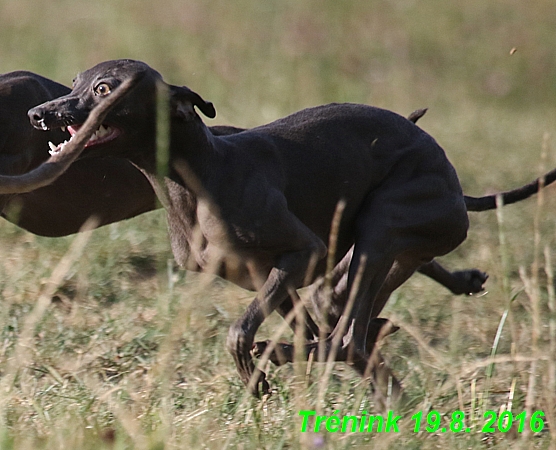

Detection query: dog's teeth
xmin=91 ymin=125 xmax=110 ymax=141
xmin=98 ymin=125 xmax=109 ymax=137
xmin=48 ymin=144 xmax=62 ymax=156
xmin=61 ymin=126 xmax=66 ymax=132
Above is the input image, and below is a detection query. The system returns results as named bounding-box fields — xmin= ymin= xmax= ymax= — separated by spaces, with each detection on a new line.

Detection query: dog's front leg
xmin=226 ymin=247 xmax=324 ymax=397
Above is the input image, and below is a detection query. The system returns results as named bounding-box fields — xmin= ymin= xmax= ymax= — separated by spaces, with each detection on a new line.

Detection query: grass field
xmin=0 ymin=0 xmax=556 ymax=448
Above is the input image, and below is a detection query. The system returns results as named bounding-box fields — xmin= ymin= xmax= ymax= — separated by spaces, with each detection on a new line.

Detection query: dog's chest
xmin=196 ymin=198 xmax=259 ymax=248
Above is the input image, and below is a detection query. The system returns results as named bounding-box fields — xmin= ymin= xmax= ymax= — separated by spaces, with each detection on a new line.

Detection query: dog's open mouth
xmin=48 ymin=124 xmax=121 ymax=156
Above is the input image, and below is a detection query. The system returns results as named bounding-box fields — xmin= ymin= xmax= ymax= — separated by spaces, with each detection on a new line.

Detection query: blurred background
xmin=0 ymin=0 xmax=555 ymax=448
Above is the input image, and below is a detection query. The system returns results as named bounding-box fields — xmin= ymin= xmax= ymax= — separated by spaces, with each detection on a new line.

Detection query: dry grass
xmin=0 ymin=0 xmax=555 ymax=448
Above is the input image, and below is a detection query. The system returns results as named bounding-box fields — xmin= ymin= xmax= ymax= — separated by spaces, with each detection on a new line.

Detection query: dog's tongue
xmin=67 ymin=124 xmax=82 ymax=136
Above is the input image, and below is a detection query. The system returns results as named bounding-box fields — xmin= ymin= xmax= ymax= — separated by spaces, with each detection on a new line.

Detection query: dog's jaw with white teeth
xmin=48 ymin=140 xmax=67 ymax=156
xmin=46 ymin=124 xmax=120 ymax=155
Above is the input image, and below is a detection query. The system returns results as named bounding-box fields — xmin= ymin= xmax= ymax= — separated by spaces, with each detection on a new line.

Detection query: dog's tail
xmin=465 ymin=166 xmax=556 ymax=211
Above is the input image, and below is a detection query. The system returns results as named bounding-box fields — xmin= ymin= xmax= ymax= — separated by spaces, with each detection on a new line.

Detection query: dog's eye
xmin=94 ymin=83 xmax=112 ymax=96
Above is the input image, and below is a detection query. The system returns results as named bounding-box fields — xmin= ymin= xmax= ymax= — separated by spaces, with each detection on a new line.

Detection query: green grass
xmin=0 ymin=0 xmax=556 ymax=448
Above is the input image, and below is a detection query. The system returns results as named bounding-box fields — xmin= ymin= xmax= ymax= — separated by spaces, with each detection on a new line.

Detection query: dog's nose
xmin=28 ymin=107 xmax=48 ymax=130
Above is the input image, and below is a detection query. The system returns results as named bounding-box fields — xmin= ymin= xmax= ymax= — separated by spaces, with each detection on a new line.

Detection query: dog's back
xmin=213 ymin=103 xmax=464 ymax=247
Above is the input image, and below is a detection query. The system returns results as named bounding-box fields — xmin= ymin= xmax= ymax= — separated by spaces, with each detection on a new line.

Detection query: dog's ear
xmin=169 ymin=85 xmax=216 ymax=121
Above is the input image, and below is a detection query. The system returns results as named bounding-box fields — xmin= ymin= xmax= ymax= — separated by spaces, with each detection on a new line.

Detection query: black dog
xmin=28 ymin=60 xmax=554 ymax=398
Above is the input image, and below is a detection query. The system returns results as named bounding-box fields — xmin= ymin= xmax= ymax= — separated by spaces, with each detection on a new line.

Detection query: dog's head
xmin=28 ymin=59 xmax=216 ymax=162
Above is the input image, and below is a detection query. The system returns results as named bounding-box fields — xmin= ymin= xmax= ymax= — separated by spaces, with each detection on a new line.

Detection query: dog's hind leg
xmin=418 ymin=260 xmax=487 ymax=295
xmin=306 ymin=256 xmax=486 ymax=332
xmin=348 ymin=259 xmax=423 ymax=407
xmin=254 ymin=179 xmax=468 ymax=398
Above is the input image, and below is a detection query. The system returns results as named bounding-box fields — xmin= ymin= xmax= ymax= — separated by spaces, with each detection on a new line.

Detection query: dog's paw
xmin=451 ymin=269 xmax=488 ymax=295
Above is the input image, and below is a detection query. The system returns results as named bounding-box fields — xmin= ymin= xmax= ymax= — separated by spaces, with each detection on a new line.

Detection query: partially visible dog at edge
xmin=27 ymin=59 xmax=556 ymax=403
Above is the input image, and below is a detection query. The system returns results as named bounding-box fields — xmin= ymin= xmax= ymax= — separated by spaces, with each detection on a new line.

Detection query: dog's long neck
xmin=168 ymin=116 xmax=222 ymax=195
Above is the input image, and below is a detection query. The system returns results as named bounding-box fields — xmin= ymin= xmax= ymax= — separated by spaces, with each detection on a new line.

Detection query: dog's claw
xmin=464 ymin=269 xmax=488 ymax=294
xmin=468 ymin=270 xmax=488 ymax=294
xmin=244 ymin=366 xmax=270 ymax=398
